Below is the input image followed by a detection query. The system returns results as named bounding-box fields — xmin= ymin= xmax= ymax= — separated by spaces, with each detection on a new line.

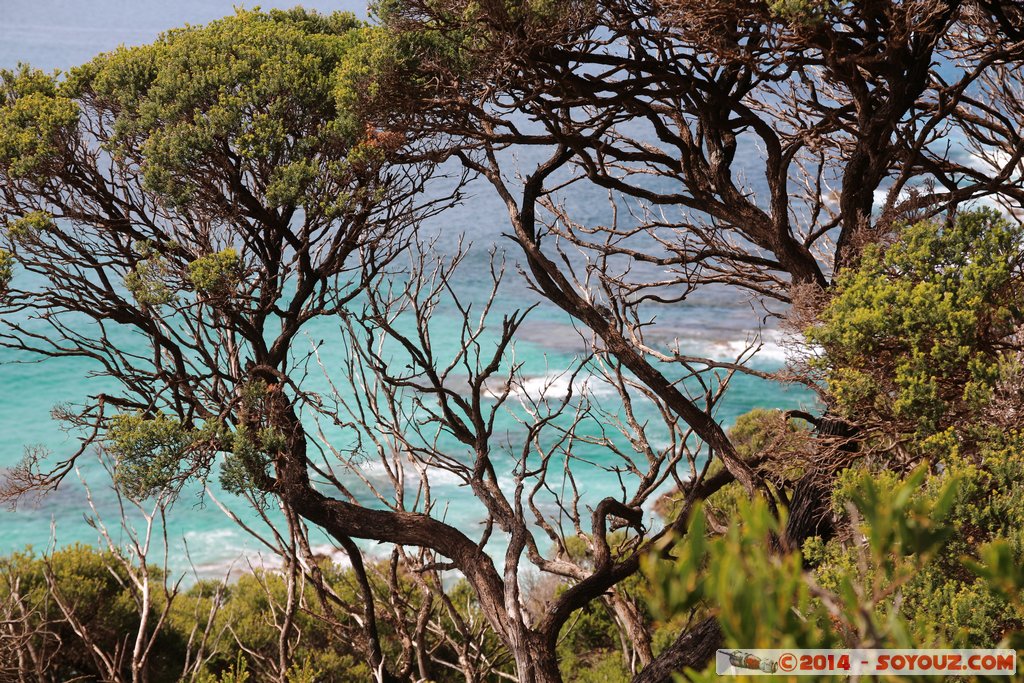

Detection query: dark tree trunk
xmin=608 ymin=590 xmax=655 ymax=672
xmin=631 ymin=617 xmax=722 ymax=683
xmin=510 ymin=630 xmax=562 ymax=683
xmin=782 ymin=473 xmax=836 ymax=554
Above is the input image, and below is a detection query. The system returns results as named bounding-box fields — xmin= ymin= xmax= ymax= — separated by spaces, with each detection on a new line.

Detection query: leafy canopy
xmin=0 ymin=8 xmax=393 ymax=215
xmin=809 ymin=208 xmax=1024 ymax=447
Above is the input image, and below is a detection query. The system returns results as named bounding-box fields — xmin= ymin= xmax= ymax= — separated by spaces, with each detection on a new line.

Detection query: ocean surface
xmin=0 ymin=1 xmax=815 ymax=577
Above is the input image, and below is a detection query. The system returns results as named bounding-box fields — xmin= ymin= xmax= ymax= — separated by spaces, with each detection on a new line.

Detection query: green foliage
xmin=199 ymin=652 xmax=319 ymax=683
xmin=105 ymin=407 xmax=296 ymax=501
xmin=188 ymin=248 xmax=241 ymax=294
xmin=5 ymin=210 xmax=55 ymax=243
xmin=205 ymin=561 xmax=492 ymax=681
xmin=124 ymin=255 xmax=175 ymax=307
xmin=2 ymin=3 xmax=1023 ymax=680
xmin=105 ymin=377 xmax=305 ymax=499
xmin=0 ymin=544 xmax=186 ymax=682
xmin=817 ymin=445 xmax=1024 ymax=647
xmin=0 ymin=248 xmax=12 ymax=293
xmin=768 ymin=0 xmax=840 ymax=24
xmin=644 ymin=499 xmax=836 ymax=683
xmin=197 ymin=654 xmax=251 ymax=683
xmin=555 ymin=584 xmax=630 ymax=682
xmin=219 ymin=425 xmax=279 ymax=496
xmin=656 ymin=499 xmax=833 ymax=651
xmin=970 ymin=535 xmax=1024 ymax=597
xmin=643 ymin=462 xmax=1021 ymax=680
xmin=837 ymin=465 xmax=958 ymax=569
xmin=61 ymin=10 xmax=367 ymax=209
xmin=331 ymin=17 xmax=470 ymax=160
xmin=376 ymin=0 xmax=593 ymax=31
xmin=809 ymin=208 xmax=1024 ymax=449
xmin=0 ymin=65 xmax=79 ymax=178
xmin=729 ymin=408 xmax=797 ymax=459
xmin=208 ymin=569 xmax=370 ymax=681
xmin=352 ymin=0 xmax=596 ymax=135
xmin=723 ymin=407 xmax=811 ymax=486
xmin=0 ymin=9 xmax=401 ymax=220
xmin=106 ymin=412 xmax=199 ymax=497
xmin=3 ymin=545 xmax=510 ymax=682
xmin=105 ymin=412 xmax=233 ymax=499
xmin=802 ymin=208 xmax=1024 ymax=650
xmin=558 ymin=649 xmax=630 ymax=683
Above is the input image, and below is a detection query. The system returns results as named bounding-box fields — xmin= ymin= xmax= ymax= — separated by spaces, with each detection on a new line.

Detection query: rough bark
xmin=608 ymin=590 xmax=655 ymax=672
xmin=631 ymin=617 xmax=722 ymax=683
xmin=783 ymin=474 xmax=837 ymax=553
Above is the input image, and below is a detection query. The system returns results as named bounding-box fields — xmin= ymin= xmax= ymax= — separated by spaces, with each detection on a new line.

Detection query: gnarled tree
xmin=3 ymin=2 xmax=1024 ymax=682
xmin=354 ymin=0 xmax=1024 ymax=678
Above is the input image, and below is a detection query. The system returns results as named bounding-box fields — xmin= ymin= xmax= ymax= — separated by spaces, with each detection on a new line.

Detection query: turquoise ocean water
xmin=0 ymin=1 xmax=815 ymax=576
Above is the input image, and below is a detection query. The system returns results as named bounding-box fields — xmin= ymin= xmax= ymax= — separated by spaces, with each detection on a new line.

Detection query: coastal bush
xmin=0 ymin=544 xmax=186 ymax=682
xmin=1 ymin=547 xmax=500 ymax=681
xmin=645 ymin=464 xmax=1024 ymax=680
xmin=808 ymin=208 xmax=1024 ymax=456
xmin=642 ymin=209 xmax=1024 ymax=678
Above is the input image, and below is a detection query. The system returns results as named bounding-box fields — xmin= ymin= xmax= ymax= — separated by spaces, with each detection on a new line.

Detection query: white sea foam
xmin=182 ymin=528 xmax=273 ymax=578
xmin=181 ymin=529 xmax=363 ymax=579
xmin=864 ymin=150 xmax=1024 ymax=219
xmin=873 ymin=186 xmax=912 ymax=210
xmin=489 ymin=373 xmax=618 ymax=402
xmin=496 ymin=474 xmax=517 ymax=493
xmin=341 ymin=456 xmax=469 ymax=488
xmin=183 ymin=528 xmax=245 ymax=553
xmin=706 ymin=337 xmax=786 ymax=364
xmin=695 ymin=329 xmax=793 ymax=365
xmin=969 ymin=148 xmax=1019 ymax=175
xmin=307 ymin=543 xmax=354 ymax=567
xmin=960 ymin=150 xmax=1024 ymax=216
